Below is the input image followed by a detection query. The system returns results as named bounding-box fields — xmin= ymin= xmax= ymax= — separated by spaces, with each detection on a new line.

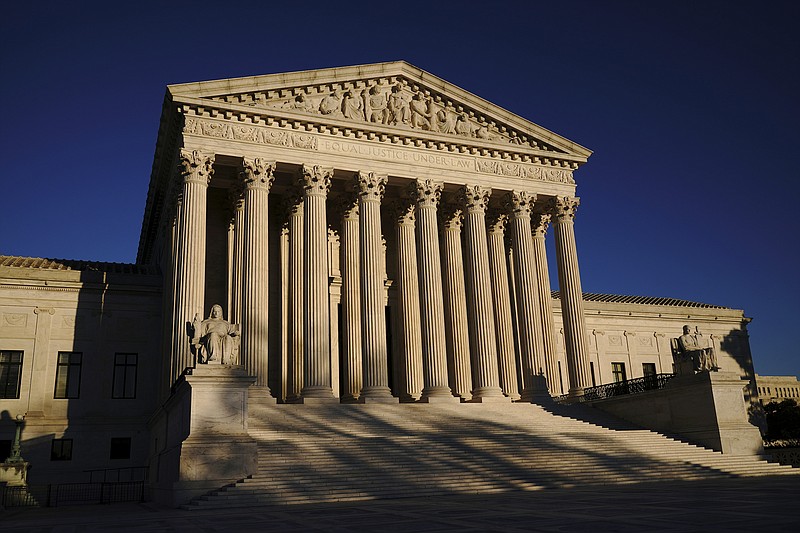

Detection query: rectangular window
xmin=54 ymin=352 xmax=82 ymax=399
xmin=642 ymin=363 xmax=657 ymax=377
xmin=0 ymin=350 xmax=23 ymax=399
xmin=51 ymin=438 xmax=73 ymax=461
xmin=590 ymin=362 xmax=596 ymax=387
xmin=112 ymin=353 xmax=138 ymax=399
xmin=611 ymin=362 xmax=627 ymax=383
xmin=109 ymin=437 xmax=131 ymax=460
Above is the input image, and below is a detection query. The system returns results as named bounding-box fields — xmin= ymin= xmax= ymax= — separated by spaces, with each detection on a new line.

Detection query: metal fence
xmin=553 ymin=373 xmax=675 ymax=403
xmin=1 ymin=481 xmax=149 ymax=508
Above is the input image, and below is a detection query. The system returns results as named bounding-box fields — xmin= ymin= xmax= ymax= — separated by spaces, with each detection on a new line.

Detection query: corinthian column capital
xmin=486 ymin=209 xmax=508 ymax=233
xmin=356 ymin=171 xmax=387 ymax=202
xmin=179 ymin=149 xmax=214 ymax=185
xmin=388 ymin=197 xmax=416 ymax=225
xmin=459 ymin=184 xmax=492 ymax=213
xmin=300 ymin=164 xmax=333 ymax=196
xmin=241 ymin=158 xmax=276 ymax=190
xmin=439 ymin=202 xmax=463 ymax=230
xmin=531 ymin=213 xmax=551 ymax=238
xmin=504 ymin=190 xmax=536 ymax=218
xmin=413 ymin=179 xmax=443 ymax=208
xmin=550 ymin=196 xmax=580 ymax=221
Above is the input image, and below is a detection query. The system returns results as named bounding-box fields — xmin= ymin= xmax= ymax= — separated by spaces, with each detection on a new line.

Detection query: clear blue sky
xmin=1 ymin=1 xmax=798 ymax=376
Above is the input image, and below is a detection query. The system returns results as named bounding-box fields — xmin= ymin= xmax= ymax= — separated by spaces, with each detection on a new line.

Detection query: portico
xmin=140 ymin=62 xmax=593 ymax=403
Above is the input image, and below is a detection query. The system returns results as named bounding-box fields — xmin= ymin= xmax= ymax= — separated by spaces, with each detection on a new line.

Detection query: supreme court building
xmin=0 ymin=63 xmax=760 ymax=490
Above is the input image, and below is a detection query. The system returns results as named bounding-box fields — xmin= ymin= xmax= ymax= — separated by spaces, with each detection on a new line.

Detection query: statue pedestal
xmin=151 ymin=365 xmax=258 ymax=507
xmin=590 ymin=371 xmax=763 ymax=455
xmin=0 ymin=461 xmax=29 ymax=487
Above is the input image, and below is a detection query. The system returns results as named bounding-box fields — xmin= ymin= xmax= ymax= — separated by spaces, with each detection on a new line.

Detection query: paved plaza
xmin=3 ymin=476 xmax=799 ymax=532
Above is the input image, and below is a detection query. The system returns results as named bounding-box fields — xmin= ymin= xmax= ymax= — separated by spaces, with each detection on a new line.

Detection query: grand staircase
xmin=184 ymin=400 xmax=797 ymax=509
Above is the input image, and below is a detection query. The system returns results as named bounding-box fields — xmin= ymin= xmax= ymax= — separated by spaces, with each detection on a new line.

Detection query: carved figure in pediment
xmin=365 ymin=85 xmax=389 ymax=123
xmin=319 ymin=89 xmax=343 ymax=118
xmin=342 ymin=90 xmax=365 ymax=121
xmin=388 ymin=84 xmax=410 ymax=126
xmin=436 ymin=108 xmax=458 ymax=134
xmin=289 ymin=93 xmax=315 ymax=113
xmin=455 ymin=113 xmax=475 ymax=137
xmin=410 ymin=92 xmax=431 ymax=130
xmin=509 ymin=131 xmax=524 ymax=145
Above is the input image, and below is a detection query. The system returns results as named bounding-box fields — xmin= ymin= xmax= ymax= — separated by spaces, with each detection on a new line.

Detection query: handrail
xmin=553 ymin=373 xmax=675 ymax=403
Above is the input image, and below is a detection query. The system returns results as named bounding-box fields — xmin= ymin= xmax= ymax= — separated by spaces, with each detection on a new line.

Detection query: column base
xmin=468 ymin=396 xmax=511 ymax=403
xmin=357 ymin=396 xmax=400 ymax=404
xmin=418 ymin=395 xmax=460 ymax=404
xmin=289 ymin=396 xmax=340 ymax=404
xmin=249 ymin=387 xmax=277 ymax=404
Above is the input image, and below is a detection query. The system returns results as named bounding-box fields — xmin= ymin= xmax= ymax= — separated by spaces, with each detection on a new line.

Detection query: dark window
xmin=557 ymin=361 xmax=564 ymax=394
xmin=642 ymin=363 xmax=657 ymax=377
xmin=590 ymin=361 xmax=596 ymax=387
xmin=51 ymin=438 xmax=73 ymax=461
xmin=109 ymin=437 xmax=131 ymax=460
xmin=0 ymin=440 xmax=11 ymax=462
xmin=611 ymin=362 xmax=627 ymax=383
xmin=112 ymin=353 xmax=138 ymax=399
xmin=54 ymin=352 xmax=82 ymax=399
xmin=0 ymin=350 xmax=23 ymax=399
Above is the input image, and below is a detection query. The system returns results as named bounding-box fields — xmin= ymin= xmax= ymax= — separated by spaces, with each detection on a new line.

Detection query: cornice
xmin=175 ymin=96 xmax=584 ymax=170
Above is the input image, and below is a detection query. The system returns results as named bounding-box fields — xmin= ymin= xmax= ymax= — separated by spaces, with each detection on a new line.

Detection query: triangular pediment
xmin=168 ymin=61 xmax=591 ymax=162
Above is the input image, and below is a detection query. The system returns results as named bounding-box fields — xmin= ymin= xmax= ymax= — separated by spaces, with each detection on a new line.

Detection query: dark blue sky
xmin=2 ymin=1 xmax=798 ymax=376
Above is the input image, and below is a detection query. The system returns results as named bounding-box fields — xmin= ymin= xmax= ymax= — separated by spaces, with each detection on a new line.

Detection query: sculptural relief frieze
xmin=183 ymin=116 xmax=574 ymax=185
xmin=214 ymin=77 xmax=556 ymax=152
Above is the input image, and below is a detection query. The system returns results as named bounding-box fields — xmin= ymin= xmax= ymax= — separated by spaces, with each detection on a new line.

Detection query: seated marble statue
xmin=678 ymin=324 xmax=717 ymax=372
xmin=191 ymin=304 xmax=239 ymax=365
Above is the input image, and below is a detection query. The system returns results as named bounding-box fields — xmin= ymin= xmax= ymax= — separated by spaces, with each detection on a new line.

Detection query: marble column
xmin=506 ymin=191 xmax=548 ymax=401
xmin=486 ymin=211 xmax=520 ymax=400
xmin=356 ymin=171 xmax=394 ymax=401
xmin=286 ymin=191 xmax=304 ymax=401
xmin=240 ymin=158 xmax=275 ymax=390
xmin=171 ymin=149 xmax=213 ymax=381
xmin=339 ymin=192 xmax=362 ymax=402
xmin=439 ymin=204 xmax=472 ymax=400
xmin=392 ymin=197 xmax=424 ymax=402
xmin=414 ymin=179 xmax=455 ymax=401
xmin=300 ymin=164 xmax=335 ymax=400
xmin=227 ymin=187 xmax=245 ymax=325
xmin=460 ymin=185 xmax=505 ymax=401
xmin=532 ymin=213 xmax=559 ymax=394
xmin=550 ymin=196 xmax=591 ymax=395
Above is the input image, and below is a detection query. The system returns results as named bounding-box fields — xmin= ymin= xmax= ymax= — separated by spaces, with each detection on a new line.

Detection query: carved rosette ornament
xmin=531 ymin=213 xmax=551 ymax=238
xmin=356 ymin=171 xmax=387 ymax=202
xmin=459 ymin=185 xmax=491 ymax=213
xmin=241 ymin=158 xmax=276 ymax=190
xmin=550 ymin=196 xmax=580 ymax=221
xmin=504 ymin=190 xmax=535 ymax=219
xmin=301 ymin=164 xmax=333 ymax=196
xmin=178 ymin=149 xmax=214 ymax=185
xmin=413 ymin=179 xmax=443 ymax=209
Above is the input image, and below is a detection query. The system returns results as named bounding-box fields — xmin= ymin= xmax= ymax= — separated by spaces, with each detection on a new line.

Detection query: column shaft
xmin=240 ymin=158 xmax=274 ymax=389
xmin=414 ymin=180 xmax=454 ymax=400
xmin=487 ymin=212 xmax=519 ymax=400
xmin=440 ymin=206 xmax=472 ymax=400
xmin=551 ymin=196 xmax=591 ymax=395
xmin=394 ymin=199 xmax=423 ymax=401
xmin=532 ymin=214 xmax=559 ymax=393
xmin=507 ymin=191 xmax=548 ymax=401
xmin=340 ymin=196 xmax=362 ymax=401
xmin=357 ymin=171 xmax=393 ymax=400
xmin=301 ymin=165 xmax=334 ymax=399
xmin=171 ymin=150 xmax=212 ymax=382
xmin=287 ymin=195 xmax=304 ymax=400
